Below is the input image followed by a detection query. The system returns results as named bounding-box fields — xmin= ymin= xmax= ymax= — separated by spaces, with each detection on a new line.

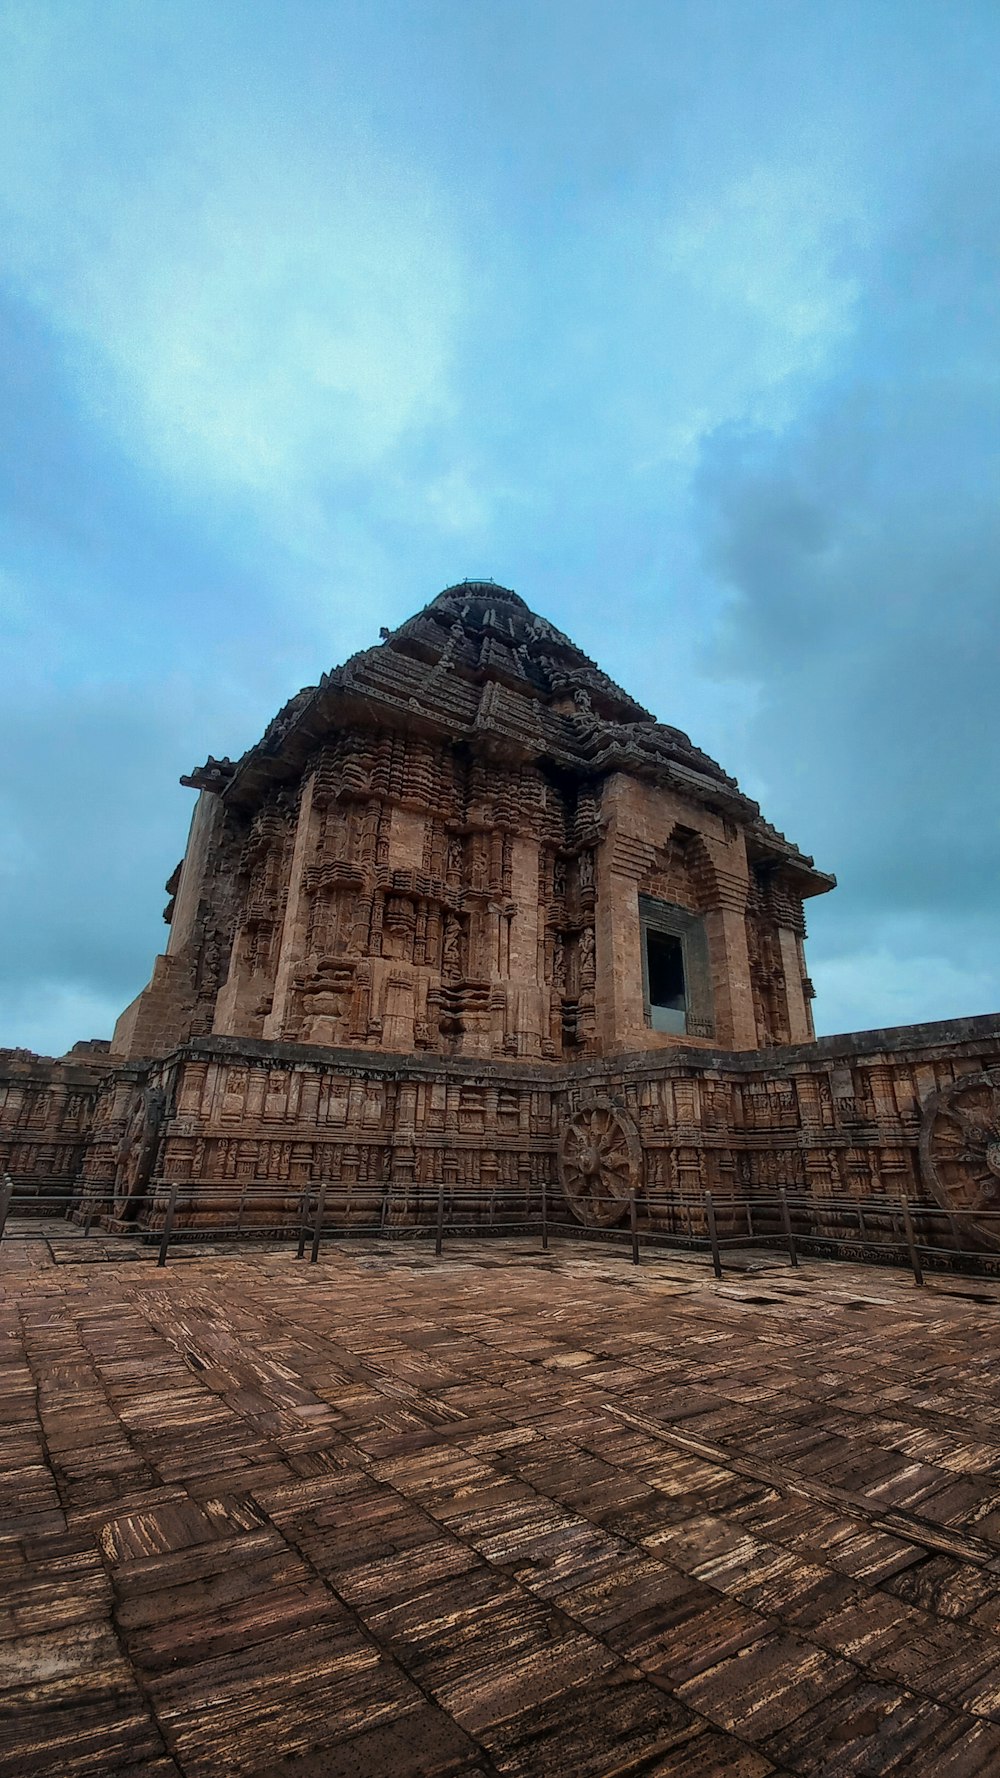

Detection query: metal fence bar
xmin=310 ymin=1184 xmax=327 ymax=1264
xmin=780 ymin=1187 xmax=798 ymax=1269
xmin=629 ymin=1190 xmax=640 ymax=1265
xmin=156 ymin=1182 xmax=179 ymax=1268
xmin=901 ymin=1196 xmax=925 ymax=1287
xmin=295 ymin=1188 xmax=310 ymax=1259
xmin=5 ymin=1170 xmax=1000 ymax=1282
xmin=704 ymin=1191 xmax=723 ymax=1279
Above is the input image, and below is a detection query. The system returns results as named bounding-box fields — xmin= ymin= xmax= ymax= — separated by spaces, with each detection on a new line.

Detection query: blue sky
xmin=2 ymin=0 xmax=999 ymax=1054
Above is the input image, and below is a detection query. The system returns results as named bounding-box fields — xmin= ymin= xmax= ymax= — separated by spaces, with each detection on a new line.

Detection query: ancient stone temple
xmin=114 ymin=580 xmax=832 ymax=1065
xmin=3 ymin=580 xmax=1000 ymax=1253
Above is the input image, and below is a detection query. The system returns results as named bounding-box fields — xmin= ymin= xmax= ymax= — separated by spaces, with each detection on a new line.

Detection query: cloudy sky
xmin=2 ymin=0 xmax=998 ymax=1055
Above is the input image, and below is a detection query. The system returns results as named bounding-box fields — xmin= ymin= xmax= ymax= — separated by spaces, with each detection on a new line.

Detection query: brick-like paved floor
xmin=4 ymin=1232 xmax=1000 ymax=1777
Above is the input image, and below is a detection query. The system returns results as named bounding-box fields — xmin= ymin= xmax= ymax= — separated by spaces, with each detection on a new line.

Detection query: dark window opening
xmin=646 ymin=930 xmax=687 ymax=1033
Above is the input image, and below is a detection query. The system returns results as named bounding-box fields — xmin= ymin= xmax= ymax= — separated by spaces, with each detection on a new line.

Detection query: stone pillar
xmin=263 ymin=773 xmax=319 ymax=1041
xmin=702 ymin=907 xmax=755 ymax=1048
xmin=112 ymin=790 xmax=226 ymax=1058
xmin=778 ymin=926 xmax=812 ymax=1043
xmin=699 ymin=839 xmax=757 ymax=1050
xmin=389 ymin=805 xmax=426 ymax=870
xmin=505 ymin=834 xmax=543 ymax=1054
xmin=508 ymin=836 xmax=540 ymax=983
xmin=594 ymin=793 xmax=651 ymax=1051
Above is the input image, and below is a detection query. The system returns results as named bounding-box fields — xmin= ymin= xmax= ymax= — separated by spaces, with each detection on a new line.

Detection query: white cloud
xmin=670 ymin=163 xmax=861 ymax=370
xmin=620 ymin=160 xmax=865 ymax=475
xmin=99 ymin=141 xmax=465 ymax=492
xmin=0 ymin=17 xmax=468 ymax=532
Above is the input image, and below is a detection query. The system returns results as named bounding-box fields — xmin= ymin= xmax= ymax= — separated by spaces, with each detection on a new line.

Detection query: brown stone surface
xmin=4 ymin=1234 xmax=1000 ymax=1775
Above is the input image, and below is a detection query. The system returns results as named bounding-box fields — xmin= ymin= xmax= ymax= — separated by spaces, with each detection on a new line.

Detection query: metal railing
xmin=1 ymin=1172 xmax=999 ymax=1286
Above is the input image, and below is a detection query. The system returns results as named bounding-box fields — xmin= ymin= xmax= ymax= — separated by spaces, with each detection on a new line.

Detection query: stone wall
xmin=0 ymin=1043 xmax=116 ymax=1211
xmin=6 ymin=1014 xmax=996 ymax=1266
xmin=569 ymin=1013 xmax=1000 ymax=1256
xmin=82 ymin=1038 xmax=559 ymax=1235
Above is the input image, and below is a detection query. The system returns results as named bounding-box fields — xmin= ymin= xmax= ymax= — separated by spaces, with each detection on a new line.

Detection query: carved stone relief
xmin=920 ymin=1071 xmax=1000 ymax=1249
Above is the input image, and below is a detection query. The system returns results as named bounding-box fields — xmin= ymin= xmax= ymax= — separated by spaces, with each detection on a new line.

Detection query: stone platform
xmin=4 ymin=1237 xmax=1000 ymax=1776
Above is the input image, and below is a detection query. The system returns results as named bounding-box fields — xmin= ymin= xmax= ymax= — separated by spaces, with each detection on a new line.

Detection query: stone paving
xmin=4 ymin=1229 xmax=1000 ymax=1777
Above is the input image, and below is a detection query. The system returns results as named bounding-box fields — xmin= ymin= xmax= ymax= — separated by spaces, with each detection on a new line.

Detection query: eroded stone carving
xmin=920 ymin=1071 xmax=1000 ymax=1248
xmin=114 ymin=1086 xmax=166 ymax=1219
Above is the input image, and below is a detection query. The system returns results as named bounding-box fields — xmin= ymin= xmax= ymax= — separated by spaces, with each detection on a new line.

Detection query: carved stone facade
xmin=3 ymin=582 xmax=999 ymax=1260
xmin=112 ymin=583 xmax=833 ymax=1066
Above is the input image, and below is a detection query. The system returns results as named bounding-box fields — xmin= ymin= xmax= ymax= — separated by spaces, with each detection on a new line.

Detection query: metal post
xmin=541 ymin=1177 xmax=548 ymax=1252
xmin=0 ymin=1174 xmax=14 ymax=1245
xmin=296 ymin=1188 xmax=309 ymax=1259
xmin=309 ymin=1184 xmax=327 ymax=1264
xmin=83 ymin=1196 xmax=96 ymax=1236
xmin=704 ymin=1190 xmax=722 ymax=1279
xmin=629 ymin=1190 xmax=640 ymax=1265
xmin=901 ymin=1197 xmax=925 ymax=1287
xmin=435 ymin=1184 xmax=445 ymax=1257
xmin=156 ymin=1182 xmax=179 ymax=1268
xmin=780 ymin=1187 xmax=798 ymax=1268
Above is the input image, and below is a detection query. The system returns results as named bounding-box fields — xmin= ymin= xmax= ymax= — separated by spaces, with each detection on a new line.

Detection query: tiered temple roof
xmin=182 ymin=581 xmax=833 ymax=897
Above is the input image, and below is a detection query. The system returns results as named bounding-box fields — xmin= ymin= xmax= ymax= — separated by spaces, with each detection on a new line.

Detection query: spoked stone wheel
xmin=920 ymin=1071 xmax=1000 ymax=1250
xmin=558 ymin=1101 xmax=643 ymax=1227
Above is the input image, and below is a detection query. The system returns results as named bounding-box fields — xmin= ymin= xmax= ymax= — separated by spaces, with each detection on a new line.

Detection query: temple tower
xmin=112 ymin=583 xmax=833 ymax=1064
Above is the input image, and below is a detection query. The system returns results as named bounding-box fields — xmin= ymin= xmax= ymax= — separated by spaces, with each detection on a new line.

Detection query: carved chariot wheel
xmin=919 ymin=1071 xmax=1000 ymax=1251
xmin=558 ymin=1101 xmax=643 ymax=1227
